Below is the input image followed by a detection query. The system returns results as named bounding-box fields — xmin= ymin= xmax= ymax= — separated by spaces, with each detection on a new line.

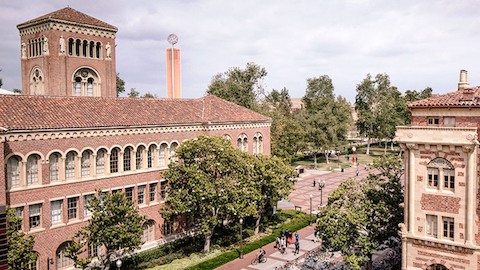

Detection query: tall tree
xmin=355 ymin=73 xmax=405 ymax=154
xmin=302 ymin=75 xmax=352 ymax=165
xmin=404 ymin=87 xmax=433 ymax=102
xmin=206 ymin=62 xmax=267 ymax=110
xmin=65 ymin=192 xmax=145 ymax=269
xmin=7 ymin=208 xmax=37 ymax=270
xmin=127 ymin=88 xmax=139 ymax=98
xmin=317 ymin=155 xmax=404 ymax=270
xmin=116 ymin=73 xmax=125 ymax=97
xmin=264 ymin=88 xmax=305 ymax=162
xmin=161 ymin=136 xmax=257 ymax=253
xmin=248 ymin=154 xmax=296 ymax=234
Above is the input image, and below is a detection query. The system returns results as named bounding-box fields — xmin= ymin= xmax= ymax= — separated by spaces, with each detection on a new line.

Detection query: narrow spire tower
xmin=166 ymin=34 xmax=181 ymax=98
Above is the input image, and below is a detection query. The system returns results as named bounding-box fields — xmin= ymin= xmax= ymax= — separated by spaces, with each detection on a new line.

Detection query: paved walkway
xmin=216 ymin=158 xmax=365 ymax=270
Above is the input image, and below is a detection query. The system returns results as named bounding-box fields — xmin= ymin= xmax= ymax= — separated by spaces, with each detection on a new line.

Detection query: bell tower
xmin=17 ymin=7 xmax=118 ymax=97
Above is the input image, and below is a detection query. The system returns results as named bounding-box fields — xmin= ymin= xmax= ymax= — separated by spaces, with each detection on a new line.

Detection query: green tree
xmin=404 ymin=87 xmax=433 ymax=102
xmin=127 ymin=88 xmax=139 ymax=98
xmin=0 ymin=69 xmax=3 ymax=88
xmin=141 ymin=92 xmax=157 ymax=98
xmin=249 ymin=154 xmax=296 ymax=234
xmin=302 ymin=75 xmax=352 ymax=165
xmin=317 ymin=155 xmax=404 ymax=270
xmin=206 ymin=62 xmax=267 ymax=110
xmin=7 ymin=208 xmax=37 ymax=270
xmin=162 ymin=136 xmax=257 ymax=253
xmin=263 ymin=88 xmax=305 ymax=162
xmin=65 ymin=192 xmax=145 ymax=269
xmin=13 ymin=89 xmax=22 ymax=94
xmin=116 ymin=73 xmax=125 ymax=97
xmin=355 ymin=73 xmax=406 ymax=154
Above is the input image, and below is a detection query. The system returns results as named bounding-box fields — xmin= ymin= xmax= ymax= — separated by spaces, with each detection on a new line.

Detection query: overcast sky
xmin=2 ymin=0 xmax=480 ymax=101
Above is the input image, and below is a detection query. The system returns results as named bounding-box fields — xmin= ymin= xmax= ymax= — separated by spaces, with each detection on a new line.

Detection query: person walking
xmin=294 ymin=240 xmax=300 ymax=255
xmin=295 ymin=231 xmax=299 ymax=242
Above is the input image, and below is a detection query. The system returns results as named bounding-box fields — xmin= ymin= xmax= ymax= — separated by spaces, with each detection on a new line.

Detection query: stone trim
xmin=1 ymin=122 xmax=271 ymax=143
xmin=410 ymin=238 xmax=477 ymax=254
xmin=19 ymin=21 xmax=116 ymax=38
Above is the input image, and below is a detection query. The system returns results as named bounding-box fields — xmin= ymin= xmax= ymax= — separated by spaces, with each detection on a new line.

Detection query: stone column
xmin=463 ymin=145 xmax=475 ymax=245
xmin=406 ymin=144 xmax=416 ymax=234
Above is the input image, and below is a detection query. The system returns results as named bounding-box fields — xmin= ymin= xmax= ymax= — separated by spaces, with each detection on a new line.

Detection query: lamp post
xmin=239 ymin=218 xmax=244 ymax=259
xmin=309 ymin=194 xmax=313 ymax=225
xmin=116 ymin=259 xmax=122 ymax=270
xmin=318 ymin=180 xmax=326 ymax=207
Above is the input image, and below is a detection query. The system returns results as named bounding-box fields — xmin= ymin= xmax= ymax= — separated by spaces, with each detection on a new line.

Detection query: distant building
xmin=3 ymin=7 xmax=271 ymax=269
xmin=395 ymin=70 xmax=480 ymax=269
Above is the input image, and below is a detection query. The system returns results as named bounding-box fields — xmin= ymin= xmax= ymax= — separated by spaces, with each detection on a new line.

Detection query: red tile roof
xmin=409 ymin=87 xmax=480 ymax=108
xmin=0 ymin=95 xmax=270 ymax=131
xmin=17 ymin=7 xmax=117 ymax=31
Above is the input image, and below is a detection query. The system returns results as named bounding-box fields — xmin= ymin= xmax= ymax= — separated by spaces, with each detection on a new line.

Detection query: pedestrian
xmin=275 ymin=236 xmax=281 ymax=249
xmin=313 ymin=230 xmax=320 ymax=243
xmin=280 ymin=237 xmax=286 ymax=254
xmin=281 ymin=229 xmax=285 ymax=238
xmin=364 ymin=164 xmax=367 ymax=170
xmin=295 ymin=231 xmax=299 ymax=242
xmin=356 ymin=169 xmax=359 ymax=177
xmin=313 ymin=179 xmax=316 ymax=187
xmin=294 ymin=240 xmax=300 ymax=255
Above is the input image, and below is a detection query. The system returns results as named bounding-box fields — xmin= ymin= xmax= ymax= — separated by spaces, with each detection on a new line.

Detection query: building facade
xmin=396 ymin=70 xmax=480 ymax=269
xmin=2 ymin=7 xmax=272 ymax=270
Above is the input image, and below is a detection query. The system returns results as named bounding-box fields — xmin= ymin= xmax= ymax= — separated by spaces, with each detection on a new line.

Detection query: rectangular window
xmin=50 ymin=156 xmax=59 ymax=182
xmin=444 ymin=170 xmax=455 ymax=190
xmin=427 ymin=168 xmax=439 ymax=188
xmin=147 ymin=146 xmax=154 ymax=168
xmin=15 ymin=207 xmax=23 ymax=231
xmin=96 ymin=151 xmax=105 ymax=175
xmin=84 ymin=194 xmax=94 ymax=217
xmin=160 ymin=181 xmax=167 ymax=200
xmin=427 ymin=117 xmax=440 ymax=126
xmin=29 ymin=204 xmax=41 ymax=229
xmin=51 ymin=200 xmax=63 ymax=224
xmin=65 ymin=153 xmax=75 ymax=179
xmin=444 ymin=117 xmax=456 ymax=127
xmin=26 ymin=156 xmax=39 ymax=185
xmin=125 ymin=187 xmax=134 ymax=202
xmin=136 ymin=148 xmax=143 ymax=170
xmin=443 ymin=217 xmax=454 ymax=240
xmin=149 ymin=183 xmax=157 ymax=202
xmin=138 ymin=185 xmax=146 ymax=204
xmin=123 ymin=149 xmax=131 ymax=171
xmin=68 ymin=197 xmax=78 ymax=220
xmin=81 ymin=152 xmax=91 ymax=177
xmin=426 ymin=214 xmax=437 ymax=238
xmin=164 ymin=218 xmax=174 ymax=236
xmin=110 ymin=150 xmax=118 ymax=173
xmin=159 ymin=146 xmax=166 ymax=167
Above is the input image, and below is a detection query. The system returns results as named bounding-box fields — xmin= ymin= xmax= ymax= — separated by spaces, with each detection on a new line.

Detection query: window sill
xmin=50 ymin=222 xmax=66 ymax=229
xmin=27 ymin=227 xmax=45 ymax=234
xmin=67 ymin=219 xmax=83 ymax=226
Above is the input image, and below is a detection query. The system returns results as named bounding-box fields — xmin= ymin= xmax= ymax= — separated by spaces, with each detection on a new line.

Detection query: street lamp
xmin=116 ymin=259 xmax=122 ymax=270
xmin=318 ymin=180 xmax=326 ymax=207
xmin=239 ymin=218 xmax=244 ymax=259
xmin=309 ymin=194 xmax=313 ymax=225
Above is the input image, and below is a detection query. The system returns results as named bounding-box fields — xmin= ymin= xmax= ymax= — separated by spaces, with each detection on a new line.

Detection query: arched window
xmin=142 ymin=220 xmax=155 ymax=243
xmin=169 ymin=142 xmax=178 ymax=163
xmin=159 ymin=143 xmax=167 ymax=167
xmin=49 ymin=153 xmax=60 ymax=182
xmin=147 ymin=145 xmax=156 ymax=168
xmin=89 ymin=41 xmax=95 ymax=58
xmin=136 ymin=146 xmax=145 ymax=170
xmin=96 ymin=149 xmax=105 ymax=175
xmin=68 ymin=38 xmax=74 ymax=55
xmin=27 ymin=254 xmax=38 ymax=270
xmin=96 ymin=42 xmax=102 ymax=59
xmin=75 ymin=39 xmax=81 ymax=56
xmin=427 ymin=158 xmax=455 ymax=192
xmin=253 ymin=132 xmax=263 ymax=154
xmin=56 ymin=242 xmax=74 ymax=269
xmin=7 ymin=156 xmax=20 ymax=188
xmin=427 ymin=264 xmax=448 ymax=270
xmin=237 ymin=134 xmax=248 ymax=152
xmin=29 ymin=67 xmax=45 ymax=95
xmin=26 ymin=154 xmax=40 ymax=185
xmin=110 ymin=148 xmax=119 ymax=173
xmin=65 ymin=152 xmax=76 ymax=179
xmin=223 ymin=134 xmax=232 ymax=143
xmin=123 ymin=147 xmax=132 ymax=171
xmin=82 ymin=40 xmax=88 ymax=57
xmin=81 ymin=151 xmax=91 ymax=177
xmin=72 ymin=68 xmax=100 ymax=96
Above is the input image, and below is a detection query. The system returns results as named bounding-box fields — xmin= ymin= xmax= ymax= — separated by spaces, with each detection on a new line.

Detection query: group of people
xmin=274 ymin=230 xmax=301 ymax=255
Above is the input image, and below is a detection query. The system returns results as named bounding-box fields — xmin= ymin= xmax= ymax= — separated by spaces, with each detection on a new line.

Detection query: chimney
xmin=458 ymin=69 xmax=470 ymax=90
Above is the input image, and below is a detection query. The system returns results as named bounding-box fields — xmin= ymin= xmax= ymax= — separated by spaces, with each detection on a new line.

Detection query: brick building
xmin=396 ymin=70 xmax=480 ymax=269
xmin=2 ymin=7 xmax=271 ymax=269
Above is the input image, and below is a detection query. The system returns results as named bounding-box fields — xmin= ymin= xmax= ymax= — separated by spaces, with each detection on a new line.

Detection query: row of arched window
xmin=27 ymin=37 xmax=45 ymax=58
xmin=68 ymin=38 xmax=102 ymax=59
xmin=234 ymin=132 xmax=263 ymax=154
xmin=7 ymin=142 xmax=178 ymax=189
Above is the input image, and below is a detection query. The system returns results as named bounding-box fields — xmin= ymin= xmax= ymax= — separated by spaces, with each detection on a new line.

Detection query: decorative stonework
xmin=18 ymin=21 xmax=116 ymax=38
xmin=1 ymin=122 xmax=271 ymax=143
xmin=420 ymin=194 xmax=461 ymax=214
xmin=412 ymin=241 xmax=474 ymax=255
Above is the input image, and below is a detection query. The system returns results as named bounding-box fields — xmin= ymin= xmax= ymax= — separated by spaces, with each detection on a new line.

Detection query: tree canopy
xmin=301 ymin=75 xmax=352 ymax=165
xmin=206 ymin=62 xmax=267 ymax=110
xmin=66 ymin=192 xmax=145 ymax=269
xmin=162 ymin=135 xmax=296 ymax=253
xmin=7 ymin=208 xmax=37 ymax=270
xmin=116 ymin=73 xmax=125 ymax=97
xmin=317 ymin=155 xmax=404 ymax=270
